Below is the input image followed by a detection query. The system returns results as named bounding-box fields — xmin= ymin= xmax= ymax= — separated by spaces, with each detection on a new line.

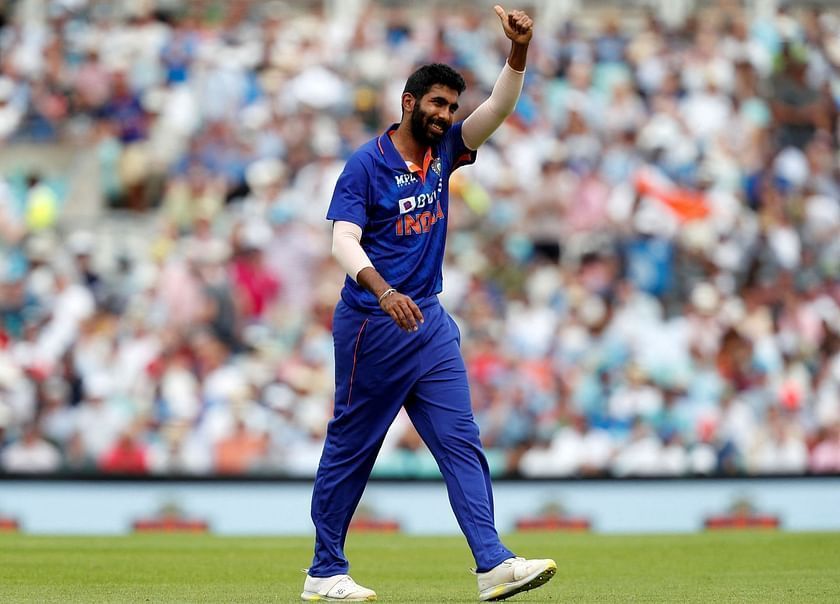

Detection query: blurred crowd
xmin=1 ymin=0 xmax=839 ymax=477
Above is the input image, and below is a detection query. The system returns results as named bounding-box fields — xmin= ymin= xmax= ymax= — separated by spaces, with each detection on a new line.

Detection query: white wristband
xmin=378 ymin=288 xmax=397 ymax=303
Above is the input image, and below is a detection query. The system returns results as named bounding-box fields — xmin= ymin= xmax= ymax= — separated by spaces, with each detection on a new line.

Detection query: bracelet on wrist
xmin=378 ymin=288 xmax=397 ymax=303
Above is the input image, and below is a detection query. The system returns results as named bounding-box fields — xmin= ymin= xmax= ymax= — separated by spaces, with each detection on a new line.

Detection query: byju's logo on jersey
xmin=395 ymin=173 xmax=418 ymax=187
xmin=399 ymin=196 xmax=417 ymax=214
xmin=398 ymin=191 xmax=438 ymax=214
xmin=395 ymin=189 xmax=444 ymax=236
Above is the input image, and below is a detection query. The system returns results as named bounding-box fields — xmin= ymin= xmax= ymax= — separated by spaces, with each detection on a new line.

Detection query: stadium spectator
xmin=810 ymin=423 xmax=840 ymax=473
xmin=99 ymin=427 xmax=150 ymax=474
xmin=0 ymin=422 xmax=61 ymax=473
xmin=214 ymin=417 xmax=268 ymax=475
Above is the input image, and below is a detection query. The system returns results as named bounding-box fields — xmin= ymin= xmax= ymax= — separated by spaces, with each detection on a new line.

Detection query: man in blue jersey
xmin=302 ymin=6 xmax=556 ymax=602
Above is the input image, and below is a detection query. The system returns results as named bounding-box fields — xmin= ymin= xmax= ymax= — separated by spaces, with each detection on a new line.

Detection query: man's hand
xmin=380 ymin=291 xmax=424 ymax=333
xmin=356 ymin=266 xmax=424 ymax=332
xmin=494 ymin=5 xmax=533 ymax=45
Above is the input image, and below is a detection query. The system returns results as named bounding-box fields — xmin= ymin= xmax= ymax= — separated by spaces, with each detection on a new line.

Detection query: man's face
xmin=408 ymin=84 xmax=460 ymax=145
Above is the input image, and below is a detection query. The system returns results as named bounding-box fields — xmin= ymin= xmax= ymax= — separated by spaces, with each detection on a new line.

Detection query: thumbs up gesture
xmin=494 ymin=5 xmax=533 ymax=45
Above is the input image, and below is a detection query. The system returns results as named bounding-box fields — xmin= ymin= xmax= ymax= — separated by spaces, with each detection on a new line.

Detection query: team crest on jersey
xmin=431 ymin=157 xmax=441 ymax=176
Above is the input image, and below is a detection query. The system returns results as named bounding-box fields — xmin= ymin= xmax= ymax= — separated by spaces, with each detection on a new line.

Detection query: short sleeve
xmin=326 ymin=153 xmax=370 ymax=228
xmin=441 ymin=121 xmax=477 ymax=172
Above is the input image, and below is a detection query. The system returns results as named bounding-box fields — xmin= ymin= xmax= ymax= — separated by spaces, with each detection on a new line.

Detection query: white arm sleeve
xmin=332 ymin=220 xmax=373 ymax=282
xmin=461 ymin=61 xmax=525 ymax=151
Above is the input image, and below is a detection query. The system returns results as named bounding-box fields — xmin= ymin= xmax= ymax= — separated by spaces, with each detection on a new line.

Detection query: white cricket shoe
xmin=301 ymin=574 xmax=377 ymax=601
xmin=477 ymin=557 xmax=557 ymax=601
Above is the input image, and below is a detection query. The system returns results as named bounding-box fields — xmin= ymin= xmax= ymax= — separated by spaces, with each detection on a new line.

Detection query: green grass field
xmin=1 ymin=532 xmax=839 ymax=602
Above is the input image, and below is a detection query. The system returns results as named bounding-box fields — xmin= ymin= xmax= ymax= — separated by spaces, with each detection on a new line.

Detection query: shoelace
xmin=335 ymin=576 xmax=363 ymax=589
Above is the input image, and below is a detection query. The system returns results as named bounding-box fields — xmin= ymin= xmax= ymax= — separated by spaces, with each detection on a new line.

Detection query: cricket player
xmin=303 ymin=6 xmax=556 ymax=602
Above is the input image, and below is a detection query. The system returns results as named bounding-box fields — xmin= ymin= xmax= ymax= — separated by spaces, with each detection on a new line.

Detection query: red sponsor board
xmin=132 ymin=517 xmax=210 ymax=533
xmin=516 ymin=514 xmax=591 ymax=532
xmin=348 ymin=518 xmax=401 ymax=533
xmin=704 ymin=497 xmax=781 ymax=530
xmin=349 ymin=504 xmax=401 ymax=533
xmin=704 ymin=515 xmax=780 ymax=530
xmin=0 ymin=517 xmax=20 ymax=532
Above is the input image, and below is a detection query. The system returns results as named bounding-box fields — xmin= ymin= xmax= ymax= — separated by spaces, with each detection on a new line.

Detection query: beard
xmin=410 ymin=105 xmax=450 ymax=145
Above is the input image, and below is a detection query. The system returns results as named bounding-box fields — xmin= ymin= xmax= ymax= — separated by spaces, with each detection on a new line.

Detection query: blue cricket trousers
xmin=309 ymin=297 xmax=514 ymax=576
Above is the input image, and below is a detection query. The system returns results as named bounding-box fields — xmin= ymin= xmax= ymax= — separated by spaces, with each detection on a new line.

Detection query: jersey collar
xmin=377 ymin=124 xmax=437 ymax=182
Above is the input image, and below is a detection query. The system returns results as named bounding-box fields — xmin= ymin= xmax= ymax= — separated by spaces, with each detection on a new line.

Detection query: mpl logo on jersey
xmin=394 ymin=173 xmax=418 ymax=188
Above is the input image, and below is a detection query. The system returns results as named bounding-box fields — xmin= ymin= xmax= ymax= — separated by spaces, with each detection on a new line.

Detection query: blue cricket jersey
xmin=326 ymin=121 xmax=477 ymax=312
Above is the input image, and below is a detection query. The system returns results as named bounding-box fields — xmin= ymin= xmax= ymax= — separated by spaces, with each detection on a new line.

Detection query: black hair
xmin=403 ymin=63 xmax=466 ymax=102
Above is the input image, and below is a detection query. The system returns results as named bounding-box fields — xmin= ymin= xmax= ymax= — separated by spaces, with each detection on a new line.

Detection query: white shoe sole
xmin=300 ymin=590 xmax=377 ymax=602
xmin=478 ymin=559 xmax=557 ymax=601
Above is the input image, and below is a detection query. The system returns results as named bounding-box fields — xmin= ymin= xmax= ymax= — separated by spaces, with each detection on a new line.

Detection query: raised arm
xmin=462 ymin=6 xmax=533 ymax=150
